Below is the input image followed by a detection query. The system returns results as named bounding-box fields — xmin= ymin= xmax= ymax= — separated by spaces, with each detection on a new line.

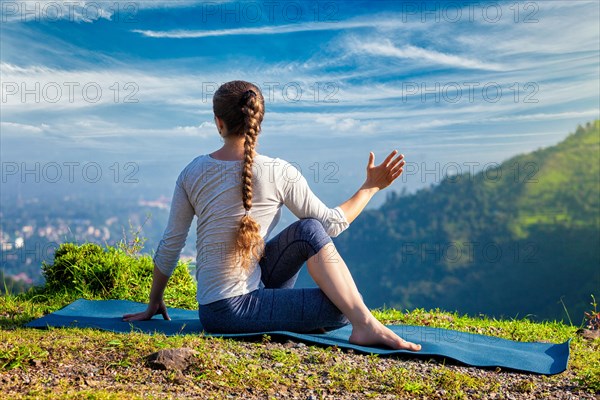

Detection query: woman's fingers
xmin=122 ymin=312 xmax=141 ymax=319
xmin=382 ymin=150 xmax=398 ymax=167
xmin=391 ymin=154 xmax=405 ymax=167
xmin=370 ymin=150 xmax=404 ymax=171
xmin=122 ymin=302 xmax=170 ymax=322
xmin=382 ymin=152 xmax=404 ymax=176
xmin=390 ymin=160 xmax=405 ymax=174
xmin=123 ymin=309 xmax=153 ymax=322
xmin=122 ymin=312 xmax=144 ymax=322
xmin=388 ymin=155 xmax=405 ymax=180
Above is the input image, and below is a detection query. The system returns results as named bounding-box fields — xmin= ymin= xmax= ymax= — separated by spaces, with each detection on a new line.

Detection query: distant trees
xmin=334 ymin=120 xmax=600 ymax=323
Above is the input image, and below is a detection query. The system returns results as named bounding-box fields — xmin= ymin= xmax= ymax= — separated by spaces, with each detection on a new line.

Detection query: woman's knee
xmin=296 ymin=218 xmax=325 ymax=233
xmin=294 ymin=218 xmax=332 ymax=257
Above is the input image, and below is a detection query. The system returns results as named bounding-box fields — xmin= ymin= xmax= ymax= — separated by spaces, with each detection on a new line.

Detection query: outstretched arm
xmin=123 ymin=171 xmax=195 ymax=322
xmin=338 ymin=150 xmax=405 ymax=224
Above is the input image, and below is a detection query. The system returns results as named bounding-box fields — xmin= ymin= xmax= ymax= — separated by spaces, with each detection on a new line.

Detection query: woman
xmin=123 ymin=80 xmax=421 ymax=351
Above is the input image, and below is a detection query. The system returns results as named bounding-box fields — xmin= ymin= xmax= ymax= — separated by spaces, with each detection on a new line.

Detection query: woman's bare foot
xmin=349 ymin=317 xmax=421 ymax=351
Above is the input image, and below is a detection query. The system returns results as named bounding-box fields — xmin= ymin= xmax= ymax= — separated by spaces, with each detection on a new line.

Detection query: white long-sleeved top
xmin=153 ymin=153 xmax=349 ymax=305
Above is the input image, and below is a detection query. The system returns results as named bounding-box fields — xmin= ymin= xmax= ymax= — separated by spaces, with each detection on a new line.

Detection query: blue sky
xmin=1 ymin=0 xmax=599 ymax=207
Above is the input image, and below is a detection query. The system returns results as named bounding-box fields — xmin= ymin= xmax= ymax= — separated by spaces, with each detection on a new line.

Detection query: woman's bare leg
xmin=307 ymin=242 xmax=421 ymax=351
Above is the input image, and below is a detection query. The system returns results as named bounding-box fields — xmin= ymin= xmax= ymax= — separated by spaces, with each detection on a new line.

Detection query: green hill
xmin=335 ymin=121 xmax=600 ymax=323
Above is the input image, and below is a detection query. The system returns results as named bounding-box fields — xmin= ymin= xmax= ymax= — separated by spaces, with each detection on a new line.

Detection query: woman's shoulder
xmin=254 ymin=153 xmax=294 ymax=169
xmin=182 ymin=154 xmax=209 ymax=170
xmin=254 ymin=154 xmax=305 ymax=188
xmin=176 ymin=154 xmax=211 ymax=182
xmin=180 ymin=153 xmax=300 ymax=183
xmin=255 ymin=154 xmax=302 ymax=177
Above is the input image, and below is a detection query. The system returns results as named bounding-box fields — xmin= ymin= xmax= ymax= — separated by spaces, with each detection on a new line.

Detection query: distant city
xmin=0 ymin=192 xmax=193 ymax=285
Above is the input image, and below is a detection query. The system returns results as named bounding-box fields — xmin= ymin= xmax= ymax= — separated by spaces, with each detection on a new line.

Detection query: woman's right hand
xmin=122 ymin=299 xmax=171 ymax=322
xmin=364 ymin=150 xmax=405 ymax=191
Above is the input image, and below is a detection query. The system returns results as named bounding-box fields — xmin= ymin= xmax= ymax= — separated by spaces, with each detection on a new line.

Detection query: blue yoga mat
xmin=26 ymin=299 xmax=570 ymax=375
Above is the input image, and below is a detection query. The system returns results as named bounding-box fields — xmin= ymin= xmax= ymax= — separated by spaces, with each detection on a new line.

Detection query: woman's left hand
xmin=122 ymin=299 xmax=171 ymax=322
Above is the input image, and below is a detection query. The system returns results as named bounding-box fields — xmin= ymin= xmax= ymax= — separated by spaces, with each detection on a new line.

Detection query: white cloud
xmin=175 ymin=121 xmax=216 ymax=137
xmin=346 ymin=38 xmax=504 ymax=71
xmin=0 ymin=121 xmax=50 ymax=134
xmin=131 ymin=18 xmax=406 ymax=39
xmin=315 ymin=115 xmax=378 ymax=135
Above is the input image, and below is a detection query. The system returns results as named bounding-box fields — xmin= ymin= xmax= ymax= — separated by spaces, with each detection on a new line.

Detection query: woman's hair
xmin=213 ymin=80 xmax=265 ymax=270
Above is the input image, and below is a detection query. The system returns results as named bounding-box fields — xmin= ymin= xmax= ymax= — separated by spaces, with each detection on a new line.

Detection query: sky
xmin=1 ymin=0 xmax=599 ymax=208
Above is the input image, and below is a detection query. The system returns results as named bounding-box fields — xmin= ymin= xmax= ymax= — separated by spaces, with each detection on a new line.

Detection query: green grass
xmin=1 ymin=301 xmax=599 ymax=398
xmin=1 ymin=241 xmax=599 ymax=398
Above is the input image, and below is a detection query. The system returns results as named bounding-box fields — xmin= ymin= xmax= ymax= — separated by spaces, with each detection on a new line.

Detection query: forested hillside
xmin=335 ymin=121 xmax=600 ymax=323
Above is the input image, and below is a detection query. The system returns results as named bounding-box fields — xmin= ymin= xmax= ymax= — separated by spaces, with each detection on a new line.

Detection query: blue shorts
xmin=198 ymin=218 xmax=350 ymax=333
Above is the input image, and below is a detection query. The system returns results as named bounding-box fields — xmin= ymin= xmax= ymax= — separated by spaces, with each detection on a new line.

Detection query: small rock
xmin=30 ymin=359 xmax=43 ymax=367
xmin=274 ymin=362 xmax=284 ymax=368
xmin=85 ymin=379 xmax=99 ymax=387
xmin=577 ymin=328 xmax=600 ymax=340
xmin=145 ymin=348 xmax=200 ymax=371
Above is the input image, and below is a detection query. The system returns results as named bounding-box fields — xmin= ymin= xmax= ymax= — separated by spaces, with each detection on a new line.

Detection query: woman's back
xmin=159 ymin=153 xmax=348 ymax=305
